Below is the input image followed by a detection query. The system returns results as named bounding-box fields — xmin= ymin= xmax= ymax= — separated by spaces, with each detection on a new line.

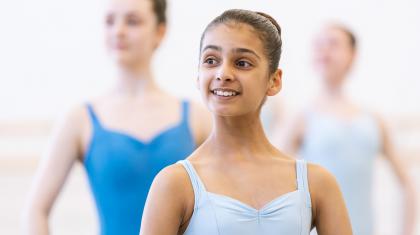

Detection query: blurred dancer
xmin=23 ymin=0 xmax=211 ymax=234
xmin=286 ymin=24 xmax=416 ymax=235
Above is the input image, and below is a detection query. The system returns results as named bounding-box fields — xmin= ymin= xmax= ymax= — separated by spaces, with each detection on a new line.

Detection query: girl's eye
xmin=237 ymin=60 xmax=252 ymax=68
xmin=204 ymin=58 xmax=218 ymax=65
xmin=105 ymin=15 xmax=114 ymax=26
xmin=127 ymin=17 xmax=140 ymax=26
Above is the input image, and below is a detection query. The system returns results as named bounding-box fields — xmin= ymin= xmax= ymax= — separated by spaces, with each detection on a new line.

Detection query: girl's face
xmin=313 ymin=26 xmax=355 ymax=86
xmin=198 ymin=23 xmax=281 ymax=117
xmin=105 ymin=0 xmax=165 ymax=67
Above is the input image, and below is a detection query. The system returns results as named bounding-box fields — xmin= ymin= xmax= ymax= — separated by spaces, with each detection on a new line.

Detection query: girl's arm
xmin=377 ymin=116 xmax=417 ymax=235
xmin=140 ymin=164 xmax=194 ymax=235
xmin=21 ymin=106 xmax=86 ymax=235
xmin=309 ymin=164 xmax=353 ymax=235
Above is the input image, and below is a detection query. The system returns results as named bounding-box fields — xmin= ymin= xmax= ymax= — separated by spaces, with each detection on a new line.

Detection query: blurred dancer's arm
xmin=21 ymin=106 xmax=86 ymax=235
xmin=378 ymin=116 xmax=417 ymax=235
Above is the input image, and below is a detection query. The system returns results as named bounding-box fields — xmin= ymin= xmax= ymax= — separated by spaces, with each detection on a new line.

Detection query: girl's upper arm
xmin=24 ymin=105 xmax=87 ymax=215
xmin=140 ymin=164 xmax=194 ymax=235
xmin=308 ymin=164 xmax=353 ymax=235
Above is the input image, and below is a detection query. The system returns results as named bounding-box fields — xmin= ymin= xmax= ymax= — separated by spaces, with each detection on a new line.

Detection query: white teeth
xmin=212 ymin=89 xmax=238 ymax=97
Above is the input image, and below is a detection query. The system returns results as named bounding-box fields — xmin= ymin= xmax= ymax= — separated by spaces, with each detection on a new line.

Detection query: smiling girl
xmin=140 ymin=9 xmax=352 ymax=235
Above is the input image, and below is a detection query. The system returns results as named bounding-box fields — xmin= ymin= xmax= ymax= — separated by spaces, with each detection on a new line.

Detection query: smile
xmin=211 ymin=88 xmax=240 ymax=97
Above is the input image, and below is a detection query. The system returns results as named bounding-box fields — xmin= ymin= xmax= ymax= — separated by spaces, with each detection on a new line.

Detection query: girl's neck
xmin=206 ymin=113 xmax=277 ymax=161
xmin=112 ymin=65 xmax=161 ymax=97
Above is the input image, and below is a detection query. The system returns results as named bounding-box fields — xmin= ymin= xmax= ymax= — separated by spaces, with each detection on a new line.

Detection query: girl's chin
xmin=209 ymin=107 xmax=246 ymax=118
xmin=112 ymin=56 xmax=138 ymax=67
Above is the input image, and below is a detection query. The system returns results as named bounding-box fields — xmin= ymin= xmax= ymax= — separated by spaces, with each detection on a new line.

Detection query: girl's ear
xmin=154 ymin=23 xmax=167 ymax=49
xmin=266 ymin=69 xmax=282 ymax=96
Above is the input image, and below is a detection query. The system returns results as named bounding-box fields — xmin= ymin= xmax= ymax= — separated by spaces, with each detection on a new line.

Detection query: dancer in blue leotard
xmin=140 ymin=9 xmax=352 ymax=235
xmin=23 ymin=0 xmax=211 ymax=234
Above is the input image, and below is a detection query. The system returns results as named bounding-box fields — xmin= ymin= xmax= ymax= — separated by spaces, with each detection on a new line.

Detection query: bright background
xmin=0 ymin=0 xmax=419 ymax=234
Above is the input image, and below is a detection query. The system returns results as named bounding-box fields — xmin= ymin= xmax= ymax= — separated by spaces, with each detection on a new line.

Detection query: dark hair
xmin=151 ymin=0 xmax=166 ymax=24
xmin=331 ymin=24 xmax=357 ymax=50
xmin=199 ymin=9 xmax=282 ymax=74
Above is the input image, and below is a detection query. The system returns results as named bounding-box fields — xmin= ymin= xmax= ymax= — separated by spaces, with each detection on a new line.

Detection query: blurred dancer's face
xmin=105 ymin=0 xmax=165 ymax=68
xmin=198 ymin=23 xmax=281 ymax=117
xmin=313 ymin=26 xmax=355 ymax=87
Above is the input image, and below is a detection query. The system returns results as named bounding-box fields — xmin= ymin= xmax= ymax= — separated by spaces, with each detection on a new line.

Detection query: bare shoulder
xmin=48 ymin=103 xmax=91 ymax=140
xmin=369 ymin=111 xmax=387 ymax=129
xmin=141 ymin=162 xmax=195 ymax=234
xmin=361 ymin=109 xmax=388 ymax=137
xmin=307 ymin=163 xmax=339 ymax=191
xmin=306 ymin=163 xmax=339 ymax=197
xmin=146 ymin=162 xmax=195 ymax=218
xmin=61 ymin=104 xmax=89 ymax=125
xmin=153 ymin=163 xmax=192 ymax=191
xmin=306 ymin=163 xmax=343 ymax=210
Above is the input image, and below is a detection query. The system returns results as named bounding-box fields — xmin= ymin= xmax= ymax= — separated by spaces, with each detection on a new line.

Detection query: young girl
xmin=23 ymin=0 xmax=211 ymax=234
xmin=140 ymin=9 xmax=352 ymax=235
xmin=286 ymin=24 xmax=416 ymax=235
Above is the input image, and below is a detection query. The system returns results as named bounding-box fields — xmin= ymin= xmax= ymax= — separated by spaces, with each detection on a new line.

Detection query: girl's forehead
xmin=317 ymin=27 xmax=348 ymax=43
xmin=207 ymin=22 xmax=257 ymax=38
xmin=202 ymin=23 xmax=264 ymax=53
xmin=106 ymin=0 xmax=152 ymax=14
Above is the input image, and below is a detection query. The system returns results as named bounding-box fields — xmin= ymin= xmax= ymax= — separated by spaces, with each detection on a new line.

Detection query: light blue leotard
xmin=178 ymin=159 xmax=312 ymax=235
xmin=300 ymin=111 xmax=381 ymax=235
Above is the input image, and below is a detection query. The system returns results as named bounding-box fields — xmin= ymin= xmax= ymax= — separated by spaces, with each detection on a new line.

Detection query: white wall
xmin=1 ymin=0 xmax=419 ymax=121
xmin=0 ymin=1 xmax=419 ymax=234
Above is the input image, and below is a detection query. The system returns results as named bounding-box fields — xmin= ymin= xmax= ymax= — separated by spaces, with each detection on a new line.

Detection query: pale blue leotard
xmin=178 ymin=159 xmax=312 ymax=235
xmin=300 ymin=111 xmax=381 ymax=235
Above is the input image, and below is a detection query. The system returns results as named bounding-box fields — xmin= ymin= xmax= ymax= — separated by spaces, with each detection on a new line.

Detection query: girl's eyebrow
xmin=202 ymin=45 xmax=260 ymax=60
xmin=233 ymin=48 xmax=260 ymax=59
xmin=202 ymin=45 xmax=222 ymax=52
